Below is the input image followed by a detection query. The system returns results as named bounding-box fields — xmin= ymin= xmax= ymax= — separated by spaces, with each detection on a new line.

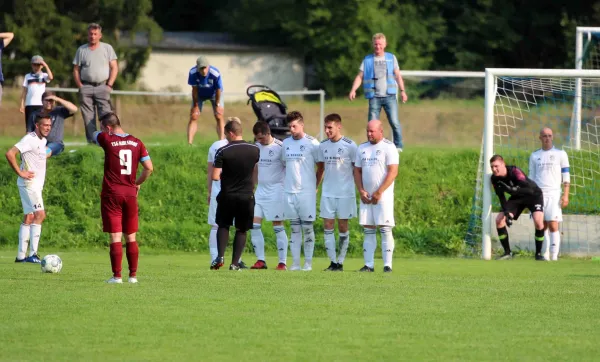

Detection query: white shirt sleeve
xmin=359 ymin=60 xmax=365 ymax=72
xmin=43 ymin=72 xmax=50 ymax=83
xmin=15 ymin=136 xmax=33 ymax=154
xmin=355 ymin=146 xmax=362 ymax=167
xmin=312 ymin=139 xmax=320 ymax=162
xmin=22 ymin=74 xmax=28 ymax=87
xmin=561 ymin=150 xmax=570 ymax=184
xmin=386 ymin=144 xmax=400 ymax=165
xmin=392 ymin=55 xmax=400 ymax=70
xmin=350 ymin=142 xmax=357 ymax=165
xmin=317 ymin=143 xmax=324 ymax=163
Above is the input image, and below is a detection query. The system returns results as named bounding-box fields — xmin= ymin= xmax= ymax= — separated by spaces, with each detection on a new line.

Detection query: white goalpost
xmin=471 ymin=68 xmax=600 ymax=260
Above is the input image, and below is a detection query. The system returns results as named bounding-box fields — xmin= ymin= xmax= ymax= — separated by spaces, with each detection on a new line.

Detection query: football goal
xmin=466 ymin=68 xmax=600 ymax=260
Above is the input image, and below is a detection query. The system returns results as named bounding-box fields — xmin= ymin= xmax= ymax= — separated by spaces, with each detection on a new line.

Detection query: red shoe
xmin=250 ymin=260 xmax=267 ymax=269
xmin=275 ymin=263 xmax=287 ymax=271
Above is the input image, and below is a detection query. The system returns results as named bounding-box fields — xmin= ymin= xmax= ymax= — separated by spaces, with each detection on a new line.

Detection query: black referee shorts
xmin=504 ymin=193 xmax=544 ymax=220
xmin=215 ymin=192 xmax=255 ymax=232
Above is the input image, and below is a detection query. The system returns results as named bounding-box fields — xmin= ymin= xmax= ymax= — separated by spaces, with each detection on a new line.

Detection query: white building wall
xmin=138 ymin=50 xmax=305 ymax=101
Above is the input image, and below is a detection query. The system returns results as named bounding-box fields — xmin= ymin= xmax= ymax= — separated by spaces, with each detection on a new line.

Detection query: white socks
xmin=380 ymin=227 xmax=395 ymax=268
xmin=543 ymin=229 xmax=551 ymax=260
xmin=29 ymin=224 xmax=42 ymax=257
xmin=363 ymin=228 xmax=377 ymax=268
xmin=324 ymin=228 xmax=336 ymax=262
xmin=274 ymin=225 xmax=288 ymax=264
xmin=18 ymin=223 xmax=31 ymax=260
xmin=302 ymin=222 xmax=315 ymax=268
xmin=209 ymin=226 xmax=218 ymax=261
xmin=289 ymin=219 xmax=302 ymax=268
xmin=550 ymin=231 xmax=561 ymax=261
xmin=250 ymin=223 xmax=265 ymax=261
xmin=337 ymin=231 xmax=350 ymax=265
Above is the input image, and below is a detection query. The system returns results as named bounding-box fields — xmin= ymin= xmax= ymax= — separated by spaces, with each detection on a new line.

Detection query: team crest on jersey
xmin=269 ymin=150 xmax=274 ymax=156
xmin=376 ymin=150 xmax=382 ymax=155
xmin=549 ymin=155 xmax=555 ymax=161
xmin=338 ymin=148 xmax=344 ymax=155
xmin=300 ymin=145 xmax=306 ymax=151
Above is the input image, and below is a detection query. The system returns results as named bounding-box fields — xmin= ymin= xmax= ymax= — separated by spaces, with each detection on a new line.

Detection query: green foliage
xmin=0 ymin=144 xmax=478 ymax=255
xmin=0 ymin=0 xmax=161 ymax=88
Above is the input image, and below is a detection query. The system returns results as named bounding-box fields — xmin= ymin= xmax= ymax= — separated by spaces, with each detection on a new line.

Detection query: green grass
xmin=1 ymin=251 xmax=600 ymax=361
xmin=0 ymin=143 xmax=479 ymax=255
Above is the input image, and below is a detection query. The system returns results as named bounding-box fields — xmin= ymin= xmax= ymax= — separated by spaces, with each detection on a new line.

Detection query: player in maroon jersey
xmin=93 ymin=112 xmax=153 ymax=283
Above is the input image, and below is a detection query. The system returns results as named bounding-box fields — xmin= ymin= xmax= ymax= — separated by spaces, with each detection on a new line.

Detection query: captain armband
xmin=561 ymin=167 xmax=570 ymax=184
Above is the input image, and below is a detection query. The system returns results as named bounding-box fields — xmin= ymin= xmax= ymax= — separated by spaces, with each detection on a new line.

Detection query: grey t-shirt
xmin=73 ymin=42 xmax=118 ymax=83
xmin=30 ymin=107 xmax=73 ymax=143
xmin=360 ymin=54 xmax=399 ymax=97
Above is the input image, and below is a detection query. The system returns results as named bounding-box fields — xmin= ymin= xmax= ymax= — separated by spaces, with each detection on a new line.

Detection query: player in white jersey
xmin=206 ymin=117 xmax=247 ymax=268
xmin=250 ymin=121 xmax=289 ymax=270
xmin=281 ymin=111 xmax=322 ymax=271
xmin=5 ymin=115 xmax=52 ymax=263
xmin=528 ymin=127 xmax=570 ymax=261
xmin=354 ymin=120 xmax=399 ymax=272
xmin=316 ymin=114 xmax=357 ymax=271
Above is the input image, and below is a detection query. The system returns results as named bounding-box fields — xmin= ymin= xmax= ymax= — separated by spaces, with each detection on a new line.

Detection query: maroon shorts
xmin=101 ymin=195 xmax=139 ymax=234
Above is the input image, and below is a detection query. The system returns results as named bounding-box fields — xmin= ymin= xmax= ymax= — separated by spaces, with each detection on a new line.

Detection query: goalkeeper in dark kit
xmin=489 ymin=154 xmax=547 ymax=261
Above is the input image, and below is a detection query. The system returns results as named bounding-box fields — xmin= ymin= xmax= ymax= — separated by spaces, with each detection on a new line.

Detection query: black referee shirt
xmin=213 ymin=140 xmax=259 ymax=195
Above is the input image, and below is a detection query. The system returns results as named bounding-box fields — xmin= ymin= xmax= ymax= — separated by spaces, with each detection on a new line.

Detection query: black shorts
xmin=504 ymin=193 xmax=544 ymax=220
xmin=215 ymin=193 xmax=255 ymax=232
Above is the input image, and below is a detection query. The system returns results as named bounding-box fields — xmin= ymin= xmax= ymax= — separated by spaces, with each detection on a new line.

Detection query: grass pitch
xmin=1 ymin=251 xmax=599 ymax=361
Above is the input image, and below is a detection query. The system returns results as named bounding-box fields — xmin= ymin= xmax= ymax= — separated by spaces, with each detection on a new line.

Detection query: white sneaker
xmin=289 ymin=264 xmax=301 ymax=271
xmin=106 ymin=277 xmax=123 ymax=284
xmin=302 ymin=266 xmax=312 ymax=271
xmin=128 ymin=277 xmax=138 ymax=284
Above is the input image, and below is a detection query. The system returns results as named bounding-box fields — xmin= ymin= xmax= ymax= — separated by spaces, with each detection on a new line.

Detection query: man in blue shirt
xmin=0 ymin=31 xmax=15 ymax=107
xmin=187 ymin=56 xmax=224 ymax=144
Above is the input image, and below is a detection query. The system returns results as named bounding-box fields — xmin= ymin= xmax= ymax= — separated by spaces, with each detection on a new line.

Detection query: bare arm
xmin=5 ymin=147 xmax=33 ymax=179
xmin=0 ymin=32 xmax=14 ymax=47
xmin=19 ymin=87 xmax=27 ymax=112
xmin=252 ymin=164 xmax=258 ymax=188
xmin=212 ymin=167 xmax=222 ymax=181
xmin=348 ymin=71 xmax=363 ymax=100
xmin=215 ymin=88 xmax=222 ymax=106
xmin=354 ymin=166 xmax=370 ymax=204
xmin=42 ymin=61 xmax=54 ymax=82
xmin=107 ymin=60 xmax=118 ymax=87
xmin=316 ymin=162 xmax=324 ymax=189
xmin=192 ymin=86 xmax=198 ymax=107
xmin=135 ymin=159 xmax=153 ymax=186
xmin=371 ymin=164 xmax=398 ymax=203
xmin=73 ymin=65 xmax=83 ymax=88
xmin=394 ymin=68 xmax=408 ymax=102
xmin=51 ymin=95 xmax=78 ymax=114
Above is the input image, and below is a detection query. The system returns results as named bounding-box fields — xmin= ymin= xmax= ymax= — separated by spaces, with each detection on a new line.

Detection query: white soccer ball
xmin=41 ymin=254 xmax=62 ymax=273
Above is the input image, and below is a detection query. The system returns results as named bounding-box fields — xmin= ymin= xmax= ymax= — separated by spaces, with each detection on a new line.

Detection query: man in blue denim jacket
xmin=348 ymin=33 xmax=408 ymax=151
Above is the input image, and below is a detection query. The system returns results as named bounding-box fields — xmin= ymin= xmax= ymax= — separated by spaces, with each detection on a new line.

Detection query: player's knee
xmin=33 ymin=210 xmax=46 ymax=222
xmin=23 ymin=213 xmax=34 ymax=224
xmin=323 ymin=219 xmax=335 ymax=229
xmin=290 ymin=219 xmax=301 ymax=234
xmin=338 ymin=220 xmax=349 ymax=233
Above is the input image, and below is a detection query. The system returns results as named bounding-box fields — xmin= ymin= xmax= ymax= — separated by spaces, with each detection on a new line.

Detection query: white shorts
xmin=359 ymin=198 xmax=394 ymax=227
xmin=320 ymin=196 xmax=357 ymax=220
xmin=284 ymin=193 xmax=316 ymax=222
xmin=208 ymin=196 xmax=218 ymax=225
xmin=19 ymin=186 xmax=44 ymax=215
xmin=543 ymin=194 xmax=562 ymax=222
xmin=255 ymin=195 xmax=285 ymax=222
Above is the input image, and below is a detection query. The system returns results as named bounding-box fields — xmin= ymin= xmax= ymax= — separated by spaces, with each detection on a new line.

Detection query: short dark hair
xmin=41 ymin=91 xmax=55 ymax=100
xmin=489 ymin=154 xmax=504 ymax=163
xmin=35 ymin=114 xmax=51 ymax=124
xmin=253 ymin=121 xmax=270 ymax=136
xmin=286 ymin=111 xmax=303 ymax=124
xmin=225 ymin=119 xmax=243 ymax=136
xmin=88 ymin=23 xmax=102 ymax=32
xmin=324 ymin=113 xmax=342 ymax=124
xmin=100 ymin=112 xmax=121 ymax=128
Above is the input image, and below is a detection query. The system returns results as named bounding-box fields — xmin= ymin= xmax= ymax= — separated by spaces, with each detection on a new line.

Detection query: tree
xmin=1 ymin=0 xmax=161 ymax=88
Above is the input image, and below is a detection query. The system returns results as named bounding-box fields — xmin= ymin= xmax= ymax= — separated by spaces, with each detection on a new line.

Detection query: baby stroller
xmin=246 ymin=85 xmax=290 ymax=140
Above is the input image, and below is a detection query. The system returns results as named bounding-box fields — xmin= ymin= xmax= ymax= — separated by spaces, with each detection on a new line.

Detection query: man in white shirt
xmin=528 ymin=127 xmax=570 ymax=261
xmin=250 ymin=121 xmax=288 ymax=270
xmin=354 ymin=120 xmax=399 ymax=272
xmin=316 ymin=114 xmax=358 ymax=271
xmin=206 ymin=117 xmax=247 ymax=269
xmin=281 ymin=111 xmax=322 ymax=271
xmin=5 ymin=115 xmax=52 ymax=263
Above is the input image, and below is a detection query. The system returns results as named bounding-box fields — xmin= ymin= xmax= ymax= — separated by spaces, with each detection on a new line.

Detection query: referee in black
xmin=210 ymin=119 xmax=260 ymax=270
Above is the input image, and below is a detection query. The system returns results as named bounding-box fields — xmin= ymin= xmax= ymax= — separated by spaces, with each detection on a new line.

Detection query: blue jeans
xmin=47 ymin=142 xmax=64 ymax=157
xmin=368 ymin=95 xmax=403 ymax=148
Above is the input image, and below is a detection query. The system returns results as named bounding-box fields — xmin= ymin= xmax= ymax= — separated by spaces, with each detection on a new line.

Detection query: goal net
xmin=466 ymin=69 xmax=600 ymax=259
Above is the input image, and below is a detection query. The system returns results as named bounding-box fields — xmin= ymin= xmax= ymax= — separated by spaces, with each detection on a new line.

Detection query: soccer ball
xmin=41 ymin=254 xmax=62 ymax=273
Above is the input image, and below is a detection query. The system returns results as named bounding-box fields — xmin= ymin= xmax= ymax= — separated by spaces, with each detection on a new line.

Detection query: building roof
xmin=123 ymin=31 xmax=285 ymax=52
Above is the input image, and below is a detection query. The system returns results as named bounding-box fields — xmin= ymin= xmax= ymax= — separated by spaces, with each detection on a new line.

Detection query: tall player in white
xmin=282 ymin=111 xmax=322 ymax=271
xmin=5 ymin=115 xmax=52 ymax=263
xmin=250 ymin=121 xmax=289 ymax=270
xmin=207 ymin=117 xmax=247 ymax=268
xmin=316 ymin=114 xmax=357 ymax=271
xmin=529 ymin=127 xmax=570 ymax=261
xmin=354 ymin=120 xmax=399 ymax=272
